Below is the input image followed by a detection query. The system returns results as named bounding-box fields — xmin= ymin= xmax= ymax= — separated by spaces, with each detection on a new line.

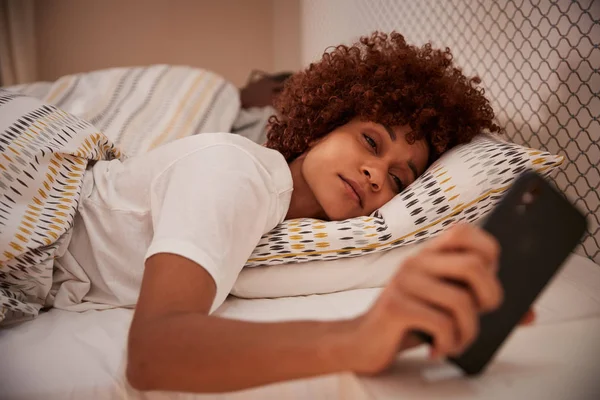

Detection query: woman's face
xmin=291 ymin=119 xmax=429 ymax=221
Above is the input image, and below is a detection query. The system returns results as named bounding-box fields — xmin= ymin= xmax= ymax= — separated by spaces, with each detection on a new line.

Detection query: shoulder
xmin=158 ymin=133 xmax=292 ymax=192
xmin=194 ymin=132 xmax=284 ymax=166
xmin=183 ymin=133 xmax=291 ymax=186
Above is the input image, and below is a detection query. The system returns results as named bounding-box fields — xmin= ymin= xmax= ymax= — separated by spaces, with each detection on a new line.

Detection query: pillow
xmin=235 ymin=135 xmax=563 ymax=299
xmin=233 ymin=241 xmax=425 ymax=298
xmin=244 ymin=134 xmax=563 ymax=269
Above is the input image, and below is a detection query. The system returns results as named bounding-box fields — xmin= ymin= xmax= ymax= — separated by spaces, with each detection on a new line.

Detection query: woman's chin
xmin=322 ymin=205 xmax=361 ymax=221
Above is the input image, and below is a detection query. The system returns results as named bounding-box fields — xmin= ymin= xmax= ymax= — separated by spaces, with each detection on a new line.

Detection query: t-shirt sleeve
xmin=145 ymin=144 xmax=277 ymax=313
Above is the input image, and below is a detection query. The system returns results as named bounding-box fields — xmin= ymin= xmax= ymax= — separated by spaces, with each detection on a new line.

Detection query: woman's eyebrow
xmin=383 ymin=125 xmax=397 ymax=141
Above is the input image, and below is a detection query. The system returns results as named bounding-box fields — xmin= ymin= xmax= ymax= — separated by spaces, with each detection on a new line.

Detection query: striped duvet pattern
xmin=0 ymin=65 xmax=241 ymax=324
xmin=7 ymin=65 xmax=241 ymax=157
xmin=0 ymin=92 xmax=121 ymax=324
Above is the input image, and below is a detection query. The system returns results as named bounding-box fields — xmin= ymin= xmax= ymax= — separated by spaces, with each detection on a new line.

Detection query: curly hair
xmin=265 ymin=31 xmax=501 ymax=162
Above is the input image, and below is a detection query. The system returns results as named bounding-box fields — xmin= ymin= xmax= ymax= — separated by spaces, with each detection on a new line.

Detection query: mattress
xmin=1 ymin=253 xmax=599 ymax=399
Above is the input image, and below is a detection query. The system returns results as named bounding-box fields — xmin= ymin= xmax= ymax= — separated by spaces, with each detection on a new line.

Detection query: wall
xmin=300 ymin=0 xmax=600 ymax=262
xmin=34 ymin=0 xmax=301 ymax=87
xmin=273 ymin=0 xmax=301 ymax=72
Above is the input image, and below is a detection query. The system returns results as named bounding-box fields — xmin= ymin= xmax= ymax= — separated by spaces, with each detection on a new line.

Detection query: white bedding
xmin=3 ymin=66 xmax=598 ymax=399
xmin=1 ymin=253 xmax=600 ymax=399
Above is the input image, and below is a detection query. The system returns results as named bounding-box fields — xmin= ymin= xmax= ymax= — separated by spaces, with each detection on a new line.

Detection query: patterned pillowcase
xmin=245 ymin=134 xmax=563 ymax=267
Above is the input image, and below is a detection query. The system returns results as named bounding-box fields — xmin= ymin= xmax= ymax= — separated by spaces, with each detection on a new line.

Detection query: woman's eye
xmin=363 ymin=134 xmax=377 ymax=152
xmin=391 ymin=174 xmax=405 ymax=193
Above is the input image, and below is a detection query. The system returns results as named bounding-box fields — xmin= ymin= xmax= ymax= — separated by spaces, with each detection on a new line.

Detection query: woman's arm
xmin=128 ymin=225 xmax=512 ymax=393
xmin=127 ymin=253 xmax=359 ymax=393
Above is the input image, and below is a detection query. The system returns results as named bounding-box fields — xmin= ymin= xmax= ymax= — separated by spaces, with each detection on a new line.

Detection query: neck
xmin=285 ymin=155 xmax=326 ymax=220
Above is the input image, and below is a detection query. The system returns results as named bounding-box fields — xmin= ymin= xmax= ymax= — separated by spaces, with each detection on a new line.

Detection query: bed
xmin=1 ymin=252 xmax=599 ymax=399
xmin=1 ymin=29 xmax=599 ymax=396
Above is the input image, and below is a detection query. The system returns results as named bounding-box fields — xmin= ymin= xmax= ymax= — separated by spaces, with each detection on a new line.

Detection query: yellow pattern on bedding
xmin=6 ymin=65 xmax=241 ymax=158
xmin=0 ymin=91 xmax=121 ymax=325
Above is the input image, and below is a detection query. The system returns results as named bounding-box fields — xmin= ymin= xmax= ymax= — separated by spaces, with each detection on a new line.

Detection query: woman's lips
xmin=340 ymin=175 xmax=363 ymax=208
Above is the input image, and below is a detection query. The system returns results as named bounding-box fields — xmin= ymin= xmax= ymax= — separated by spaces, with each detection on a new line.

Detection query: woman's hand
xmin=128 ymin=225 xmax=537 ymax=392
xmin=344 ymin=223 xmax=521 ymax=376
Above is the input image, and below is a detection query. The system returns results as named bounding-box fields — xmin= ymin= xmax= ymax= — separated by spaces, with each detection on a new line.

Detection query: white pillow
xmin=245 ymin=134 xmax=563 ymax=268
xmin=235 ymin=135 xmax=563 ymax=299
xmin=233 ymin=242 xmax=425 ymax=298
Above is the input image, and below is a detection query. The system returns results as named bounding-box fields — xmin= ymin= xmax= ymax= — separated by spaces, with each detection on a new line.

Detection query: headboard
xmin=301 ymin=0 xmax=600 ymax=263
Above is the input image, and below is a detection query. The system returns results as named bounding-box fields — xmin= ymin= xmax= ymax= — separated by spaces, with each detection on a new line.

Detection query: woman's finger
xmin=399 ymin=253 xmax=503 ymax=313
xmin=396 ymin=271 xmax=479 ymax=353
xmin=428 ymin=224 xmax=501 ymax=271
xmin=382 ymin=288 xmax=460 ymax=356
xmin=519 ymin=309 xmax=536 ymax=326
xmin=397 ymin=333 xmax=423 ymax=352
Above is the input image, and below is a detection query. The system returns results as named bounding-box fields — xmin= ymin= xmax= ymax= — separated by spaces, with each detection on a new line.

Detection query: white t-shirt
xmin=51 ymin=133 xmax=293 ymax=313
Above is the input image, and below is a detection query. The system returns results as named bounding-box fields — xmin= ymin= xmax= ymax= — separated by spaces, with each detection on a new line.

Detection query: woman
xmin=49 ymin=32 xmax=532 ymax=392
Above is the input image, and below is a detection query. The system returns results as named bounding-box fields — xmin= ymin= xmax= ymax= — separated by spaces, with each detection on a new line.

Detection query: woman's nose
xmin=362 ymin=167 xmax=382 ymax=191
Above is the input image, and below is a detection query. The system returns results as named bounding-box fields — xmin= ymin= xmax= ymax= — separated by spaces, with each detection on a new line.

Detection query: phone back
xmin=449 ymin=170 xmax=588 ymax=375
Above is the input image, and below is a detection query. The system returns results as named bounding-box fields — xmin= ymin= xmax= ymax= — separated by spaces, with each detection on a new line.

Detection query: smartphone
xmin=439 ymin=169 xmax=588 ymax=375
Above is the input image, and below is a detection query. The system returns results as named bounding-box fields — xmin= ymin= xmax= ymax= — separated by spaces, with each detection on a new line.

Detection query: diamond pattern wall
xmin=301 ymin=0 xmax=600 ymax=263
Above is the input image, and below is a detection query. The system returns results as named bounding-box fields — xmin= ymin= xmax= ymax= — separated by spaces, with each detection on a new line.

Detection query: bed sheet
xmin=0 ymin=290 xmax=377 ymax=400
xmin=359 ymin=316 xmax=600 ymax=400
xmin=0 ymin=253 xmax=599 ymax=399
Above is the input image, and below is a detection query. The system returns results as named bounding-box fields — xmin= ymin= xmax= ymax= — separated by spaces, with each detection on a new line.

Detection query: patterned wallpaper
xmin=300 ymin=0 xmax=600 ymax=262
